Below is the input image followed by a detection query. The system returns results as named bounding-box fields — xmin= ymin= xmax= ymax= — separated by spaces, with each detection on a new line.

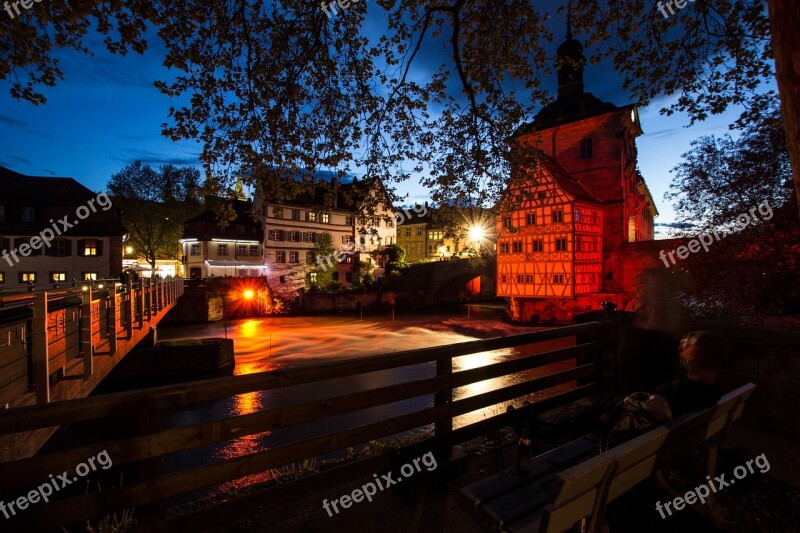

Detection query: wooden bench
xmin=460 ymin=383 xmax=756 ymax=532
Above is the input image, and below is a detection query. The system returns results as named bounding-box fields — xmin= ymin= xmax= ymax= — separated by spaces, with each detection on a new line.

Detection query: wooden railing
xmin=0 ymin=277 xmax=185 ymax=407
xmin=0 ymin=320 xmax=620 ymax=532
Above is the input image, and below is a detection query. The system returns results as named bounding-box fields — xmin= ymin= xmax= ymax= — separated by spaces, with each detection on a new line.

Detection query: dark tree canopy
xmin=0 ymin=0 xmax=785 ymax=213
xmin=107 ymin=161 xmax=203 ymax=270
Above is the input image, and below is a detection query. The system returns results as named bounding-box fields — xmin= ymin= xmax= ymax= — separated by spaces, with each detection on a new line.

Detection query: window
xmin=501 ymin=274 xmax=507 ymax=283
xmin=517 ymin=275 xmax=524 ymax=283
xmin=428 ymin=231 xmax=443 ymax=240
xmin=553 ymin=274 xmax=565 ymax=284
xmin=526 ymin=213 xmax=536 ymax=225
xmin=525 ymin=275 xmax=533 ymax=283
xmin=345 ymin=216 xmax=353 ymax=225
xmin=416 ymin=227 xmax=423 ymax=236
xmin=553 ymin=210 xmax=564 ymax=223
xmin=49 ymin=272 xmax=67 ymax=282
xmin=289 ymin=251 xmax=299 ymax=263
xmin=342 ymin=235 xmax=348 ymax=244
xmin=217 ymin=225 xmax=227 ymax=234
xmin=580 ymin=138 xmax=593 ymax=158
xmin=20 ymin=272 xmax=37 ymax=283
xmin=502 ymin=216 xmax=513 ymax=229
xmin=306 ymin=211 xmax=317 ymax=222
xmin=446 ymin=246 xmax=450 ymax=253
xmin=292 ymin=209 xmax=300 ymax=220
xmin=512 ymin=241 xmax=523 ymax=253
xmin=309 ymin=232 xmax=317 ymax=243
xmin=237 ymin=245 xmax=247 ymax=255
xmin=321 ymin=213 xmax=330 ymax=223
xmin=405 ymin=228 xmax=411 ymax=237
xmin=533 ymin=240 xmax=543 ymax=252
xmin=273 ymin=208 xmax=283 ymax=219
xmin=556 ymin=238 xmax=568 ymax=251
xmin=428 ymin=245 xmax=433 ymax=253
xmin=0 ymin=272 xmax=4 ymax=283
xmin=289 ymin=231 xmax=299 ymax=242
xmin=575 ymin=209 xmax=582 ymax=223
xmin=387 ymin=220 xmax=394 ymax=228
xmin=48 ymin=239 xmax=70 ymax=257
xmin=500 ymin=242 xmax=510 ymax=254
xmin=537 ymin=191 xmax=546 ymax=200
xmin=82 ymin=272 xmax=98 ymax=281
xmin=217 ymin=244 xmax=228 ymax=256
xmin=344 ymin=256 xmax=353 ymax=264
xmin=82 ymin=239 xmax=99 ymax=256
xmin=249 ymin=245 xmax=259 ymax=256
xmin=21 ymin=207 xmax=35 ymax=222
xmin=190 ymin=244 xmax=201 ymax=256
xmin=387 ymin=237 xmax=393 ymax=245
xmin=279 ymin=275 xmax=286 ymax=284
xmin=268 ymin=230 xmax=276 ymax=240
xmin=276 ymin=251 xmax=286 ymax=263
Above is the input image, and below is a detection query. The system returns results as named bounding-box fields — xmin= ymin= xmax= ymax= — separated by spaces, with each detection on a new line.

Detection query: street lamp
xmin=468 ymin=225 xmax=485 ymax=244
xmin=438 ymin=245 xmax=446 ymax=261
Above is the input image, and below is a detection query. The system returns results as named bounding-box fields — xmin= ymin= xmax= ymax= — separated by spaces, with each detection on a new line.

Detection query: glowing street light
xmin=468 ymin=225 xmax=486 ymax=243
xmin=243 ymin=289 xmax=255 ymax=300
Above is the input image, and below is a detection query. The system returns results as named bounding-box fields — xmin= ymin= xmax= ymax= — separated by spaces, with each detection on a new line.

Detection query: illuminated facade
xmin=499 ymin=26 xmax=657 ymax=322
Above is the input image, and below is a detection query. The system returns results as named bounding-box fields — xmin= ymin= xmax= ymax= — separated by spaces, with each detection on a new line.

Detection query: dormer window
xmin=21 ymin=207 xmax=35 ymax=222
xmin=580 ymin=138 xmax=593 ymax=158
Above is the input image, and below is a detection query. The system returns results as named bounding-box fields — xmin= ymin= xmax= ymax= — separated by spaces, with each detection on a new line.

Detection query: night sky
xmin=0 ymin=5 xmax=774 ymax=235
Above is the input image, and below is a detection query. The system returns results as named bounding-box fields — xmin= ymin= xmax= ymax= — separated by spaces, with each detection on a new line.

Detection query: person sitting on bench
xmin=659 ymin=331 xmax=722 ymax=417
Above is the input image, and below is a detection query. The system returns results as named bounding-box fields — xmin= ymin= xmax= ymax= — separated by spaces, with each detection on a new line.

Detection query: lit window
xmin=321 ymin=213 xmax=330 ymax=223
xmin=307 ymin=211 xmax=317 ymax=222
xmin=556 ymin=238 xmax=567 ymax=251
xmin=190 ymin=244 xmax=201 ymax=255
xmin=0 ymin=272 xmax=4 ymax=283
xmin=51 ymin=272 xmax=67 ymax=282
xmin=553 ymin=211 xmax=564 ymax=223
xmin=310 ymin=272 xmax=318 ymax=283
xmin=19 ymin=272 xmax=36 ymax=283
xmin=83 ymin=239 xmax=98 ymax=256
xmin=218 ymin=244 xmax=228 ymax=256
xmin=276 ymin=251 xmax=286 ymax=263
xmin=82 ymin=272 xmax=98 ymax=281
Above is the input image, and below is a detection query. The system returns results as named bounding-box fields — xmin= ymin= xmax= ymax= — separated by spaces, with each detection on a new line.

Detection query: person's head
xmin=679 ymin=331 xmax=722 ymax=383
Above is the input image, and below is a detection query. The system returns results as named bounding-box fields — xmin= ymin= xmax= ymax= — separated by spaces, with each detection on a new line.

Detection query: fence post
xmin=107 ymin=284 xmax=118 ymax=356
xmin=434 ymin=354 xmax=453 ymax=459
xmin=126 ymin=280 xmax=134 ymax=338
xmin=81 ymin=287 xmax=94 ymax=378
xmin=136 ymin=281 xmax=144 ymax=330
xmin=32 ymin=291 xmax=50 ymax=404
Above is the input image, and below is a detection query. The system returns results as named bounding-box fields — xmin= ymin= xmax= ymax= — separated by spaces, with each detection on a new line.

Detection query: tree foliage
xmin=307 ymin=232 xmax=336 ymax=289
xmin=665 ymin=108 xmax=799 ymax=316
xmin=107 ymin=161 xmax=203 ymax=270
xmin=0 ymin=0 xmax=779 ymax=213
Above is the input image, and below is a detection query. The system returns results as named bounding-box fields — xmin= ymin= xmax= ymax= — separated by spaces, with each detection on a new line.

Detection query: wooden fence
xmin=0 ymin=320 xmax=620 ymax=532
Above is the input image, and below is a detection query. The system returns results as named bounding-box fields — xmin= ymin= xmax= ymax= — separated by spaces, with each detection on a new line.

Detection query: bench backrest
xmin=538 ymin=382 xmax=756 ymax=533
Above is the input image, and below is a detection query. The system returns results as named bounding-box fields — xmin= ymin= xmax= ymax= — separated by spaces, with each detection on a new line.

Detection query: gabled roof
xmin=0 ymin=166 xmax=100 ymax=205
xmin=540 ymin=156 xmax=603 ymax=204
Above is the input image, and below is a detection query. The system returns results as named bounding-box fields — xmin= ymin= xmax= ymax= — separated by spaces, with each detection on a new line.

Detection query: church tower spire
xmin=556 ymin=10 xmax=586 ymax=97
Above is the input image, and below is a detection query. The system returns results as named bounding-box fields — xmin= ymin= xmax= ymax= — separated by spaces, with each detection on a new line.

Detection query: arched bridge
xmin=416 ymin=257 xmax=496 ymax=303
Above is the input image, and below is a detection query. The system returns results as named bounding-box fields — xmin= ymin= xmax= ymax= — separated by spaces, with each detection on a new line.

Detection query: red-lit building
xmin=497 ymin=26 xmax=658 ymax=322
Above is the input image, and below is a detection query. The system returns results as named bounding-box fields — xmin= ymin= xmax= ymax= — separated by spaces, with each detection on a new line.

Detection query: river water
xmin=155 ymin=305 xmax=577 ymax=497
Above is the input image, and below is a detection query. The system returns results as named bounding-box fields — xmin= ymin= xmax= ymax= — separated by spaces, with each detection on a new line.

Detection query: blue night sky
xmin=0 ymin=7 xmax=774 ymax=237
